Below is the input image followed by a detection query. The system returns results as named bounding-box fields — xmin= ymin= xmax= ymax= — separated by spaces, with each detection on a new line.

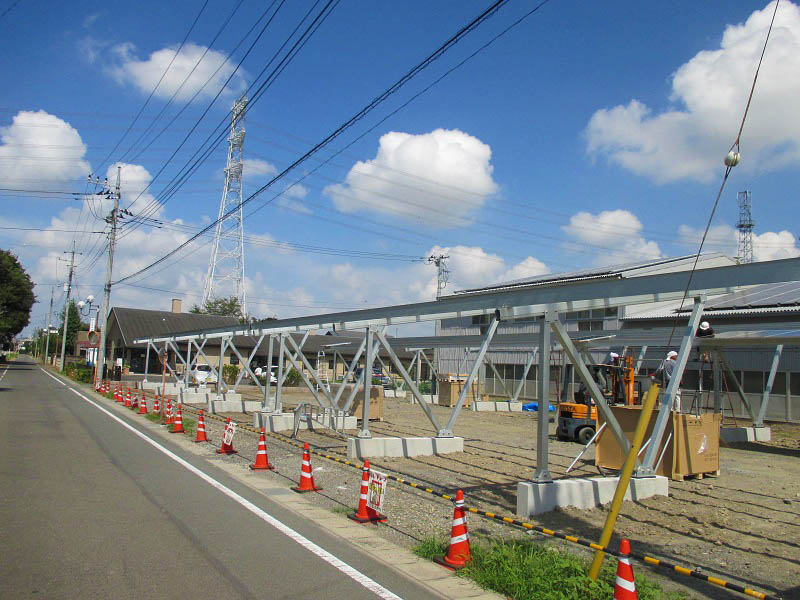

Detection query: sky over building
xmin=1 ymin=1 xmax=799 ymax=334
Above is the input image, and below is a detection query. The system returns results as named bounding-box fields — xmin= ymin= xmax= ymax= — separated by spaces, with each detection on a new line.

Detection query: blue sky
xmin=2 ymin=1 xmax=799 ymax=334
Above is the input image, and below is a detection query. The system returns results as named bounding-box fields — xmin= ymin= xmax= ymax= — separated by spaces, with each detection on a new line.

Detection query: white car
xmin=193 ymin=364 xmax=217 ymax=385
xmin=254 ymin=366 xmax=278 ymax=384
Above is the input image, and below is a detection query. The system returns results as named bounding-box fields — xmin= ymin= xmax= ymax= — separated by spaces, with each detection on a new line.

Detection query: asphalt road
xmin=0 ymin=359 xmax=440 ymax=599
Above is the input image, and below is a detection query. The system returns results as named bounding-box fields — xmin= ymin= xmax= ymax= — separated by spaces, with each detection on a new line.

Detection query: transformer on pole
xmin=203 ymin=94 xmax=248 ymax=315
xmin=736 ymin=190 xmax=754 ymax=264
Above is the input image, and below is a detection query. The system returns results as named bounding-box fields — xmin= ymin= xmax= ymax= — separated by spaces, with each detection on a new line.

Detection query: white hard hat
xmin=699 ymin=321 xmax=710 ymax=330
xmin=610 ymin=352 xmax=619 ymax=359
xmin=667 ymin=351 xmax=678 ymax=359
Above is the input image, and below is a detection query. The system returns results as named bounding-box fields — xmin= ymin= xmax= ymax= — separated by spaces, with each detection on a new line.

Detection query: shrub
xmin=418 ymin=380 xmax=432 ymax=394
xmin=222 ymin=364 xmax=240 ymax=385
xmin=284 ymin=367 xmax=302 ymax=387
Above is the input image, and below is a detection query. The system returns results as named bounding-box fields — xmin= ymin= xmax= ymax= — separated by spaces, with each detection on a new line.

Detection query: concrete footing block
xmin=410 ymin=394 xmax=438 ymax=405
xmin=720 ymin=426 xmax=771 ymax=443
xmin=474 ymin=401 xmax=523 ymax=412
xmin=346 ymin=436 xmax=464 ymax=459
xmin=253 ymin=411 xmax=357 ymax=432
xmin=516 ymin=475 xmax=669 ymax=517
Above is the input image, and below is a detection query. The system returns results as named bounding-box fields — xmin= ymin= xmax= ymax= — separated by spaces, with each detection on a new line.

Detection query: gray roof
xmin=453 ymin=253 xmax=735 ymax=295
xmin=111 ymin=307 xmax=239 ymax=347
xmin=691 ymin=280 xmax=800 ymax=311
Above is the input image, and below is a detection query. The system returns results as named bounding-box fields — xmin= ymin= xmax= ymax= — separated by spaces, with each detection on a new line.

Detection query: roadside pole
xmin=58 ymin=246 xmax=77 ymax=371
xmin=43 ymin=285 xmax=54 ymax=365
xmin=95 ymin=166 xmax=120 ymax=385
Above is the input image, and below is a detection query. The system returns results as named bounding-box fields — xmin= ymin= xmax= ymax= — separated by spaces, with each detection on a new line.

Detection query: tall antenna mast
xmin=736 ymin=190 xmax=754 ymax=263
xmin=428 ymin=254 xmax=450 ymax=299
xmin=203 ymin=93 xmax=248 ymax=315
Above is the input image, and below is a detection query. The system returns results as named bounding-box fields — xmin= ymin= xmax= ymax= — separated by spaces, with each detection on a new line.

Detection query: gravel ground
xmin=173 ymin=391 xmax=798 ymax=600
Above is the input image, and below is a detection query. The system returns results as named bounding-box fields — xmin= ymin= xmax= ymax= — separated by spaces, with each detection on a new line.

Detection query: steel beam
xmin=634 ymin=345 xmax=648 ymax=375
xmin=359 ymin=327 xmax=376 ymax=438
xmin=550 ymin=318 xmax=631 ymax=456
xmin=442 ymin=316 xmax=499 ymax=436
xmin=375 ymin=329 xmax=442 ymax=432
xmin=185 ymin=340 xmax=192 ymax=387
xmin=513 ymin=352 xmax=535 ymax=402
xmin=756 ymin=344 xmax=783 ymax=427
xmin=283 ymin=344 xmax=333 ymax=411
xmin=189 ymin=339 xmax=218 ymax=388
xmin=217 ymin=337 xmax=227 ymax=394
xmin=144 ymin=342 xmax=151 ymax=382
xmin=284 ymin=333 xmax=335 ymax=409
xmin=333 ymin=337 xmax=367 ymax=410
xmin=233 ymin=335 xmax=265 ymax=389
xmin=280 ymin=331 xmax=309 ymax=387
xmin=639 ymin=298 xmax=705 ymax=475
xmin=533 ymin=314 xmax=553 ymax=482
xmin=275 ymin=334 xmax=285 ymax=413
xmin=263 ymin=334 xmax=273 ymax=410
xmin=486 ymin=355 xmax=513 ymax=401
xmin=135 ymin=258 xmax=800 ymax=344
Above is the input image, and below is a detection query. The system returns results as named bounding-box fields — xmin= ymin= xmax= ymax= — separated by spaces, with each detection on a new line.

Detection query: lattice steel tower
xmin=736 ymin=190 xmax=754 ymax=264
xmin=203 ymin=94 xmax=248 ymax=314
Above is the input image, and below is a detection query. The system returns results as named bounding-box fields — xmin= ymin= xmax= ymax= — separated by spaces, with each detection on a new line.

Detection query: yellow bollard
xmin=588 ymin=383 xmax=660 ymax=580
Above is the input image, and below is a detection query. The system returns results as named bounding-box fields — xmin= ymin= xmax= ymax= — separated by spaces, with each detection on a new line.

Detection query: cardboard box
xmin=595 ymin=406 xmax=720 ymax=480
xmin=348 ymin=385 xmax=384 ymax=421
xmin=437 ymin=375 xmax=478 ymax=408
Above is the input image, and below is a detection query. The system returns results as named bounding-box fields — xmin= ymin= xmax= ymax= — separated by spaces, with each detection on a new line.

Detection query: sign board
xmin=366 ymin=469 xmax=387 ymax=513
xmin=89 ymin=317 xmax=96 ymax=333
xmin=223 ymin=421 xmax=237 ymax=445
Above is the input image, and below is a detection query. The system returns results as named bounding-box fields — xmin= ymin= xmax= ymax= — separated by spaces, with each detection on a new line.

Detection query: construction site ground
xmin=175 ymin=386 xmax=800 ymax=600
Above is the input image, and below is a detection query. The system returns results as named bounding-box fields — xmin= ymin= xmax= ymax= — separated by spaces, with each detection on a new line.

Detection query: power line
xmin=112 ymin=0 xmax=513 ymax=285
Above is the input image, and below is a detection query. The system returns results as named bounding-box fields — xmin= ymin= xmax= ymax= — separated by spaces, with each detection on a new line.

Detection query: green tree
xmin=0 ymin=250 xmax=35 ymax=347
xmin=190 ymin=296 xmax=246 ymax=322
xmin=58 ymin=300 xmax=87 ymax=355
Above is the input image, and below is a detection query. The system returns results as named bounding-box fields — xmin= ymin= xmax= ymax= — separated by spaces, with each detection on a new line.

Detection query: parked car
xmin=253 ymin=365 xmax=278 ymax=384
xmin=192 ymin=364 xmax=217 ymax=385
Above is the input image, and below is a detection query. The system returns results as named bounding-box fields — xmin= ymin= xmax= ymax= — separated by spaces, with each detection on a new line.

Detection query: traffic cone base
xmin=249 ymin=428 xmax=274 ymax=470
xmin=614 ymin=539 xmax=638 ymax=600
xmin=348 ymin=461 xmax=386 ymax=524
xmin=194 ymin=411 xmax=209 ymax=443
xmin=292 ymin=442 xmax=321 ymax=493
xmin=434 ymin=489 xmax=471 ymax=570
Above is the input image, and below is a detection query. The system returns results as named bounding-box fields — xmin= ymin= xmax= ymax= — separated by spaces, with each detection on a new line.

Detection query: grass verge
xmin=414 ymin=537 xmax=687 ymax=600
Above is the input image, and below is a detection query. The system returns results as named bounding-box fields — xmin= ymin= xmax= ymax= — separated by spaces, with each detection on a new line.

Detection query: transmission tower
xmin=736 ymin=190 xmax=754 ymax=263
xmin=203 ymin=94 xmax=248 ymax=315
xmin=427 ymin=254 xmax=450 ymax=299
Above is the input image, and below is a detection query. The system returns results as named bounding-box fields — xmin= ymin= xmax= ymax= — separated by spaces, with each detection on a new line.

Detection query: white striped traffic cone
xmin=348 ymin=460 xmax=386 ymax=524
xmin=434 ymin=489 xmax=471 ymax=569
xmin=613 ymin=539 xmax=638 ymax=599
xmin=292 ymin=442 xmax=321 ymax=493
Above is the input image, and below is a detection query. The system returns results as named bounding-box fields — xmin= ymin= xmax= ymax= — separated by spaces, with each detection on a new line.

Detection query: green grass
xmin=414 ymin=537 xmax=686 ymax=600
xmin=331 ymin=505 xmax=353 ymax=515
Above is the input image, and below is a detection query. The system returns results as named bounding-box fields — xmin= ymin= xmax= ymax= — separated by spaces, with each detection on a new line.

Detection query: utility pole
xmin=43 ymin=285 xmax=54 ymax=365
xmin=59 ymin=245 xmax=78 ymax=371
xmin=96 ymin=166 xmax=121 ymax=384
xmin=427 ymin=253 xmax=449 ymax=384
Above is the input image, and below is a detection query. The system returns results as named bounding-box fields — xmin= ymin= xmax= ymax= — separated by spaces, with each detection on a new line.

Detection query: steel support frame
xmin=441 ymin=316 xmax=499 ymax=436
xmin=374 ymin=329 xmax=442 ymax=433
xmin=274 ymin=334 xmax=286 ymax=414
xmin=634 ymin=345 xmax=648 ymax=375
xmin=485 ymin=355 xmax=514 ymax=401
xmin=513 ymin=352 xmax=535 ymax=402
xmin=756 ymin=344 xmax=783 ymax=427
xmin=217 ymin=337 xmax=228 ymax=394
xmin=638 ymin=297 xmax=705 ymax=476
xmin=187 ymin=339 xmax=214 ymax=387
xmin=533 ymin=314 xmax=553 ymax=482
xmin=358 ymin=326 xmax=377 ymax=438
xmin=419 ymin=350 xmax=438 ymax=380
xmin=184 ymin=340 xmax=192 ymax=387
xmin=333 ymin=337 xmax=367 ymax=411
xmin=550 ymin=317 xmax=632 ymax=456
xmin=232 ymin=335 xmax=266 ymax=390
xmin=714 ymin=350 xmax=756 ymax=421
xmin=284 ymin=333 xmax=335 ymax=410
xmin=144 ymin=343 xmax=151 ymax=382
xmin=161 ymin=341 xmax=179 ymax=381
xmin=166 ymin=341 xmax=187 ymax=383
xmin=263 ymin=335 xmax=274 ymax=410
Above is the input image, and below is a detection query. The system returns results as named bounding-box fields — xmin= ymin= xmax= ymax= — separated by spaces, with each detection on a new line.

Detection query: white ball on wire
xmin=724 ymin=151 xmax=740 ymax=167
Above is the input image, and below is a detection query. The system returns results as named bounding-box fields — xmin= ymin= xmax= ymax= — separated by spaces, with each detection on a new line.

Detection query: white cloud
xmin=325 ymin=129 xmax=498 ymax=226
xmin=678 ymin=222 xmax=800 ymax=260
xmin=0 ymin=110 xmax=91 ymax=191
xmin=562 ymin=210 xmax=662 ymax=265
xmin=109 ymin=42 xmax=246 ymax=101
xmin=586 ymin=1 xmax=800 ymax=183
xmin=242 ymin=158 xmax=276 ymax=179
xmin=278 ymin=183 xmax=311 ymax=215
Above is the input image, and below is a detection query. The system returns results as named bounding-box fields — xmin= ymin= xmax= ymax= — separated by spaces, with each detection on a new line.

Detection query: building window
xmin=229 ymin=354 xmax=239 ymax=365
xmin=791 ymin=373 xmax=800 ymax=395
xmin=771 ymin=372 xmax=787 ymax=395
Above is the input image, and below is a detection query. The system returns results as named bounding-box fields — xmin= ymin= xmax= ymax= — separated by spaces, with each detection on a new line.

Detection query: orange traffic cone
xmin=124 ymin=389 xmax=132 ymax=408
xmin=194 ymin=410 xmax=209 ymax=443
xmin=130 ymin=392 xmax=138 ymax=410
xmin=250 ymin=427 xmax=274 ymax=470
xmin=434 ymin=490 xmax=471 ymax=569
xmin=165 ymin=400 xmax=174 ymax=425
xmin=139 ymin=392 xmax=148 ymax=415
xmin=152 ymin=396 xmax=160 ymax=415
xmin=292 ymin=442 xmax=321 ymax=493
xmin=115 ymin=387 xmax=122 ymax=403
xmin=216 ymin=417 xmax=238 ymax=454
xmin=170 ymin=404 xmax=185 ymax=433
xmin=613 ymin=539 xmax=638 ymax=600
xmin=348 ymin=461 xmax=387 ymax=524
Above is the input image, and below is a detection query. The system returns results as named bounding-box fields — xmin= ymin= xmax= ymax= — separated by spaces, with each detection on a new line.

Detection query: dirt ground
xmin=187 ymin=387 xmax=799 ymax=599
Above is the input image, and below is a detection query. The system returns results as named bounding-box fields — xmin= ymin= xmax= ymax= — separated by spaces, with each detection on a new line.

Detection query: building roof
xmin=110 ymin=307 xmax=239 ymax=348
xmin=622 ymin=281 xmax=800 ymax=321
xmin=451 ymin=253 xmax=737 ymax=296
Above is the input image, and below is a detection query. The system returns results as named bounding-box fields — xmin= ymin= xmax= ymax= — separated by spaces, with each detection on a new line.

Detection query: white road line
xmin=0 ymin=366 xmax=8 ymax=384
xmin=40 ymin=368 xmax=402 ymax=600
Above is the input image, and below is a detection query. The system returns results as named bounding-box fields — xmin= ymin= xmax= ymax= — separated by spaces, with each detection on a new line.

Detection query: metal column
xmin=533 ymin=314 xmax=552 ymax=482
xmin=715 ymin=350 xmax=756 ymax=421
xmin=144 ymin=343 xmax=150 ymax=382
xmin=263 ymin=334 xmax=274 ymax=410
xmin=756 ymin=345 xmax=783 ymax=427
xmin=513 ymin=352 xmax=535 ymax=402
xmin=275 ymin=334 xmax=285 ymax=414
xmin=358 ymin=327 xmax=375 ymax=439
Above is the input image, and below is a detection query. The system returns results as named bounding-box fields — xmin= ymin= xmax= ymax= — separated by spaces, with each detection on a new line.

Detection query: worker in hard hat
xmin=654 ymin=350 xmax=681 ymax=411
xmin=696 ymin=321 xmax=715 ymax=338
